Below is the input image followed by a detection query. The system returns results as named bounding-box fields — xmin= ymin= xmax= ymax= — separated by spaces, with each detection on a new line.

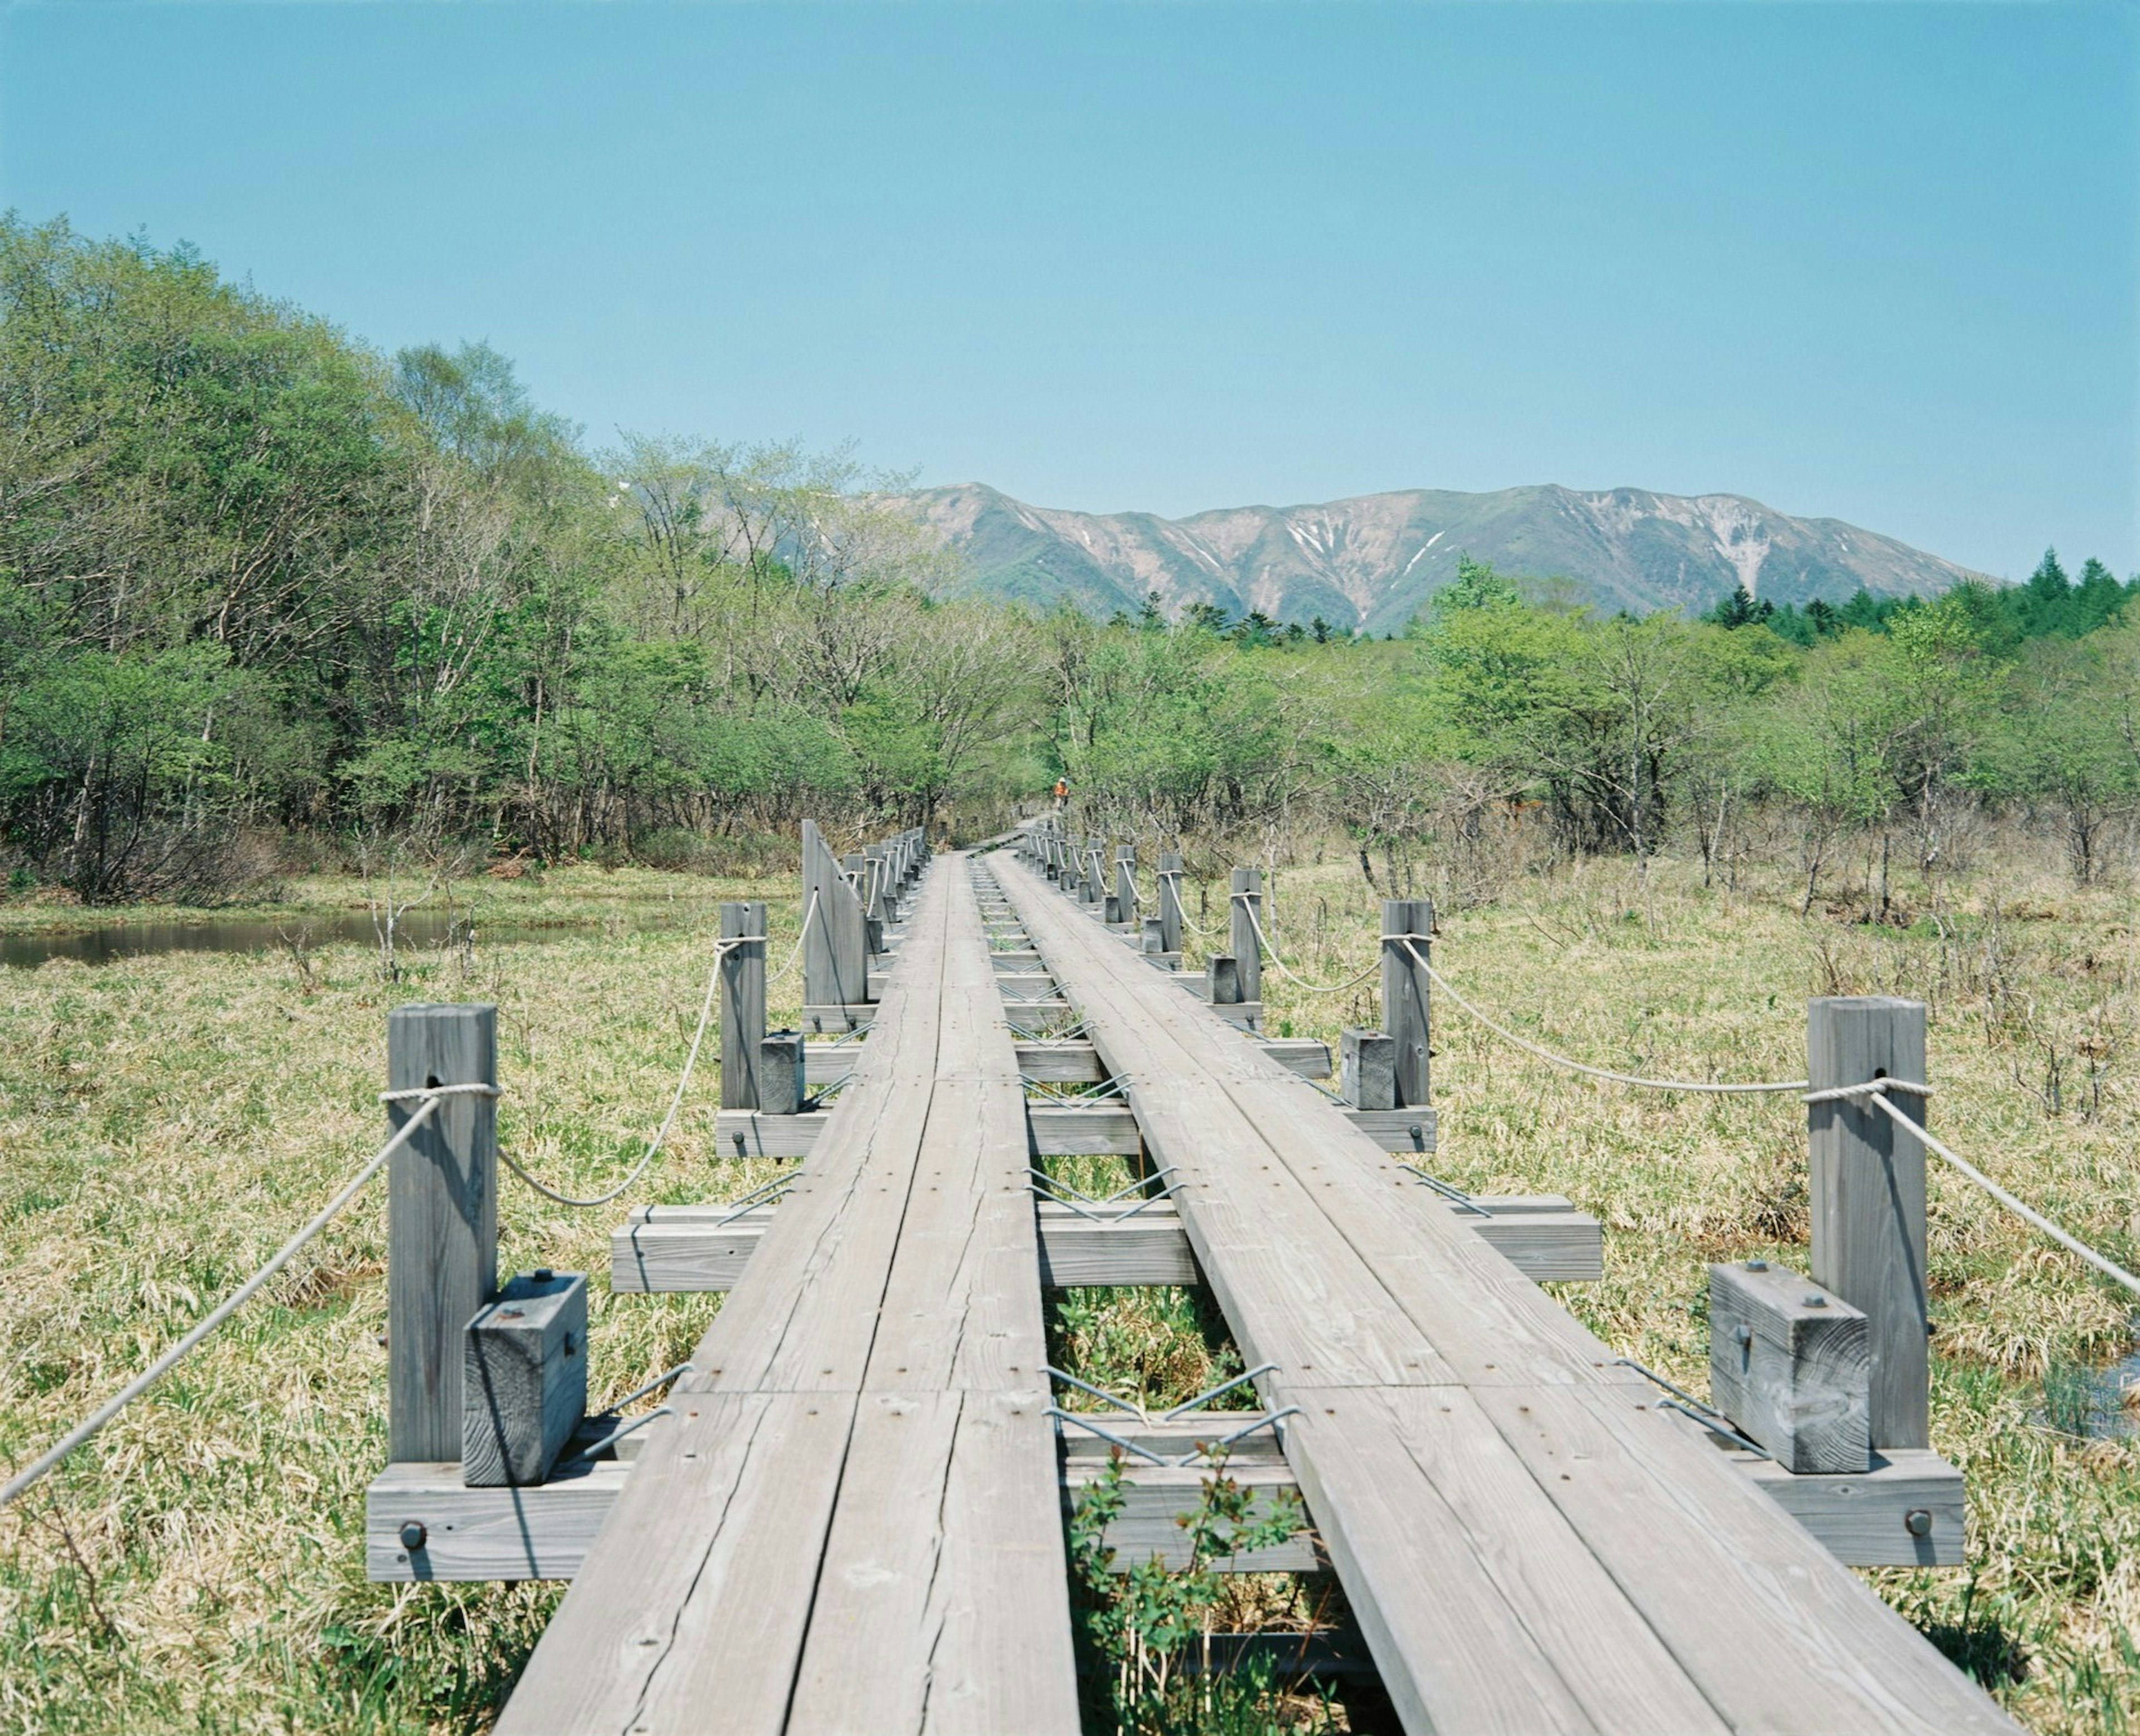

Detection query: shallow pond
xmin=0 ymin=908 xmax=601 ymax=969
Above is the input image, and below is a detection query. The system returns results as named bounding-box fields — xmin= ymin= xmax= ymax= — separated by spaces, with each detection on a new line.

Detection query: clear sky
xmin=4 ymin=1 xmax=2135 ymax=578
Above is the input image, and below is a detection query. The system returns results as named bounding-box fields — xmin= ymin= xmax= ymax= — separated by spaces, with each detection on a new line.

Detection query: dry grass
xmin=9 ymin=838 xmax=2140 ymax=1733
xmin=1163 ymin=830 xmax=2140 ymax=1735
xmin=0 ymin=866 xmax=807 ymax=1735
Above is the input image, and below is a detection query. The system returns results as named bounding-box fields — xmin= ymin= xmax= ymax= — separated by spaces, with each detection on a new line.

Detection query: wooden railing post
xmin=1082 ymin=840 xmax=1106 ymax=907
xmin=1379 ymin=898 xmax=1432 ymax=1108
xmin=1808 ymin=997 xmax=1930 ymax=1451
xmin=801 ymin=819 xmax=869 ymax=1020
xmin=1157 ymin=852 xmax=1184 ymax=955
xmin=1229 ymin=868 xmax=1262 ymax=1005
xmin=718 ymin=902 xmax=766 ymax=1111
xmin=387 ymin=1003 xmax=497 ymax=1465
xmin=1115 ymin=845 xmax=1137 ymax=929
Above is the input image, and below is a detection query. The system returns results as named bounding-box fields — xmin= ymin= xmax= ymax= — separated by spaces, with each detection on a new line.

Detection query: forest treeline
xmin=4 ymin=215 xmax=2138 ymax=904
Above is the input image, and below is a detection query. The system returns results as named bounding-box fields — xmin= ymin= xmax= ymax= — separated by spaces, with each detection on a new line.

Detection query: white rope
xmin=1397 ymin=938 xmax=1810 ymax=1095
xmin=0 ymin=1090 xmax=470 ymax=1510
xmin=1832 ymin=1083 xmax=2140 ymax=1299
xmin=768 ymin=888 xmax=819 ymax=985
xmin=1239 ymin=902 xmax=1380 ymax=996
xmin=500 ymin=932 xmax=742 ymax=1208
xmin=1156 ymin=869 xmax=1218 ymax=939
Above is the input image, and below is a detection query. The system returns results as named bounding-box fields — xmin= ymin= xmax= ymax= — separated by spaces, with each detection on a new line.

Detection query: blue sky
xmin=4 ymin=1 xmax=2134 ymax=578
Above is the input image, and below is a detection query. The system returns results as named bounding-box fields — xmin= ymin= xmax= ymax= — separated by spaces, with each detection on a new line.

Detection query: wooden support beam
xmin=464 ymin=1271 xmax=588 ymax=1488
xmin=611 ymin=1195 xmax=1594 ymax=1293
xmin=1808 ymin=998 xmax=1930 ymax=1451
xmin=387 ymin=1003 xmax=498 ymax=1465
xmin=1709 ymin=1260 xmax=1870 ymax=1474
xmin=1340 ymin=1106 xmax=1439 ymax=1153
xmin=371 ymin=1411 xmax=1959 ymax=1584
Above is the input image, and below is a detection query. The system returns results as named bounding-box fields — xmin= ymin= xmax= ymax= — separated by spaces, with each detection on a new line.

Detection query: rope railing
xmin=0 ymin=1083 xmax=493 ymax=1511
xmin=1393 ymin=938 xmax=1810 ymax=1096
xmin=502 ymin=889 xmax=821 ymax=1207
xmin=1831 ymin=1080 xmax=2140 ymax=1299
xmin=1155 ymin=869 xmax=1218 ymax=939
xmin=1401 ymin=937 xmax=2138 ymax=1299
xmin=1239 ymin=902 xmax=1380 ymax=996
xmin=498 ymin=931 xmax=745 ymax=1208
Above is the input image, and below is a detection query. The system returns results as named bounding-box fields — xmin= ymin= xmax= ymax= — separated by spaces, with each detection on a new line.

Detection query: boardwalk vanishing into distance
xmin=359 ymin=823 xmax=2021 ymax=1734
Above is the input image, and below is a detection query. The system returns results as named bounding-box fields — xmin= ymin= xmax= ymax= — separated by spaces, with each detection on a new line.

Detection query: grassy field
xmin=0 ymin=864 xmax=804 ymax=1735
xmin=4 ymin=839 xmax=2138 ymax=1733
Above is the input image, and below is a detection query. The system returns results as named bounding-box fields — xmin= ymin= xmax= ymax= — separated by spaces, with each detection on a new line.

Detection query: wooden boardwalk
xmin=497 ymin=855 xmax=1078 ymax=1736
xmin=487 ymin=835 xmax=2022 ymax=1736
xmin=991 ymin=848 xmax=2019 ymax=1736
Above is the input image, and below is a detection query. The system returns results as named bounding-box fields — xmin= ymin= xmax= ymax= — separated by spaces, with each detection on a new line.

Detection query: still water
xmin=0 ymin=908 xmax=592 ymax=969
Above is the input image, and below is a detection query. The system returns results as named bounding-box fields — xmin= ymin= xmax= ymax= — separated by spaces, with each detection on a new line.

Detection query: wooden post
xmin=1807 ymin=997 xmax=1930 ymax=1451
xmin=1083 ymin=843 xmax=1106 ymax=906
xmin=1157 ymin=852 xmax=1183 ymax=955
xmin=1115 ymin=845 xmax=1137 ymax=927
xmin=1141 ymin=915 xmax=1165 ymax=955
xmin=1380 ymin=898 xmax=1432 ymax=1108
xmin=802 ymin=820 xmax=869 ymax=1014
xmin=387 ymin=1003 xmax=498 ymax=1465
xmin=1229 ymin=868 xmax=1262 ymax=1004
xmin=718 ymin=902 xmax=766 ymax=1111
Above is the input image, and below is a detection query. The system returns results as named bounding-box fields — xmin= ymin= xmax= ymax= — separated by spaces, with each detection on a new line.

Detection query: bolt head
xmin=1904 ymin=1508 xmax=1933 ymax=1538
xmin=399 ymin=1520 xmax=427 ymax=1552
xmin=1803 ymin=1294 xmax=1827 ymax=1307
xmin=1744 ymin=1259 xmax=1768 ymax=1272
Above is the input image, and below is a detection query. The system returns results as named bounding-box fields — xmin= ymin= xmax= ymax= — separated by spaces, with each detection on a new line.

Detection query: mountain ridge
xmin=892 ymin=481 xmax=1988 ymax=632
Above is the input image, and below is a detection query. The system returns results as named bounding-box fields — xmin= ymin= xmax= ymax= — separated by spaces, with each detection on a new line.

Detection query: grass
xmin=1161 ymin=825 xmax=2140 ymax=1736
xmin=9 ymin=835 xmax=2140 ymax=1733
xmin=0 ymin=864 xmax=808 ymax=1735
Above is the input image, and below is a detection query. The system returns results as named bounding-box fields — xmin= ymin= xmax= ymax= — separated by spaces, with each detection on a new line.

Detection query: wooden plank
xmin=1731 ymin=1446 xmax=1966 ymax=1568
xmin=1292 ymin=1386 xmax=1730 ymax=1734
xmin=495 ymin=1390 xmax=857 ymax=1734
xmin=367 ymin=1457 xmax=630 ymax=1582
xmin=1709 ymin=1260 xmax=1870 ymax=1473
xmin=386 ymin=1003 xmax=497 ymax=1464
xmin=1475 ymin=1383 xmax=2020 ymax=1735
xmin=614 ymin=1197 xmax=1595 ymax=1292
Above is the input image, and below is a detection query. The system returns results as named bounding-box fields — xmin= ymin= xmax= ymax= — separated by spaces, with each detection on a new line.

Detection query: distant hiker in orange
xmin=1052 ymin=777 xmax=1069 ymax=809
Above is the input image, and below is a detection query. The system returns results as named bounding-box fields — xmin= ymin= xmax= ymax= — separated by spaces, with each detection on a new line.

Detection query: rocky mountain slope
xmin=893 ymin=482 xmax=1986 ymax=632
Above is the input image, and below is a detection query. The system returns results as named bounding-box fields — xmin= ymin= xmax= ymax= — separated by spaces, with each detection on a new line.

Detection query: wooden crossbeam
xmin=368 ymin=1417 xmax=1960 ymax=1583
xmin=611 ymin=1196 xmax=1600 ymax=1293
